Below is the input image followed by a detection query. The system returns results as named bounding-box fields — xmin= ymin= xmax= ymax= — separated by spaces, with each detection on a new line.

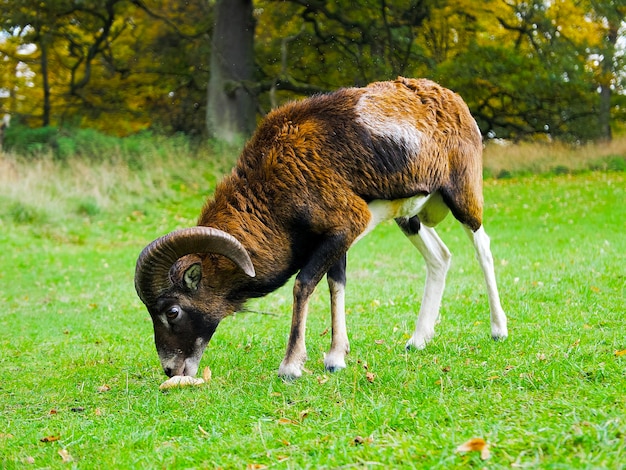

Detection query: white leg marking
xmin=405 ymin=226 xmax=451 ymax=350
xmin=464 ymin=225 xmax=508 ymax=340
xmin=324 ymin=277 xmax=349 ymax=372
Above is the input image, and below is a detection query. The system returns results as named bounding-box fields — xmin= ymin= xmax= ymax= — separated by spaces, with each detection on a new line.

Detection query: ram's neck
xmin=198 ymin=173 xmax=296 ymax=299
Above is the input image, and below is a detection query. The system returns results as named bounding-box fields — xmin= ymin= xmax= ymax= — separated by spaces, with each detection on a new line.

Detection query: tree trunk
xmin=206 ymin=0 xmax=256 ymax=144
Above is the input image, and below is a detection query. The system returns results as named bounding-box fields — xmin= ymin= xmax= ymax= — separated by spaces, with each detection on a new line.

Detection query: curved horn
xmin=134 ymin=226 xmax=256 ymax=308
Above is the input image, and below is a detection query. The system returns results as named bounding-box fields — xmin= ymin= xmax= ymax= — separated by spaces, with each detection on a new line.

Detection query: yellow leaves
xmin=317 ymin=375 xmax=329 ymax=384
xmin=614 ymin=349 xmax=626 ymax=357
xmin=277 ymin=417 xmax=298 ymax=425
xmin=58 ymin=448 xmax=73 ymax=463
xmin=455 ymin=437 xmax=491 ymax=460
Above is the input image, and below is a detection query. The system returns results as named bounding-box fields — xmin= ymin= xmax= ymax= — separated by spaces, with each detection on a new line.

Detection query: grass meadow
xmin=1 ymin=139 xmax=625 ymax=468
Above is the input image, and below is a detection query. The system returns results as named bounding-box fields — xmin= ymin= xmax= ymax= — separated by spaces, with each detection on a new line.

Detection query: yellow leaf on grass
xmin=277 ymin=417 xmax=297 ymax=425
xmin=455 ymin=437 xmax=491 ymax=460
xmin=58 ymin=449 xmax=73 ymax=463
xmin=614 ymin=349 xmax=626 ymax=357
xmin=202 ymin=366 xmax=212 ymax=382
xmin=317 ymin=375 xmax=329 ymax=384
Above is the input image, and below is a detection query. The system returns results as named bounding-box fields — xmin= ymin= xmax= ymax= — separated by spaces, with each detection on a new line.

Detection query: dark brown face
xmin=134 ymin=226 xmax=256 ymax=378
xmin=149 ymin=297 xmax=220 ymax=377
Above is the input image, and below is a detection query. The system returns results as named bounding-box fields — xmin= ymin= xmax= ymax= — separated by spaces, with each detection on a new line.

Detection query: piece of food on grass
xmin=159 ymin=375 xmax=205 ymax=390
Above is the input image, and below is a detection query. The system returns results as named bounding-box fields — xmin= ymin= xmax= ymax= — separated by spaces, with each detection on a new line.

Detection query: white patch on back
xmin=355 ymin=94 xmax=422 ymax=157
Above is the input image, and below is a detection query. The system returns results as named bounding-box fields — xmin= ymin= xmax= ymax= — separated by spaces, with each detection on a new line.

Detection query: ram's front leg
xmin=278 ymin=278 xmax=313 ymax=379
xmin=278 ymin=234 xmax=352 ymax=380
xmin=324 ymin=255 xmax=350 ymax=372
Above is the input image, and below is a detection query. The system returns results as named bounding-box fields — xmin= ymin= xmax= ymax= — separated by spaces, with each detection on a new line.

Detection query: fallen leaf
xmin=319 ymin=327 xmax=329 ymax=337
xmin=536 ymin=353 xmax=547 ymax=361
xmin=317 ymin=375 xmax=329 ymax=384
xmin=94 ymin=408 xmax=103 ymax=416
xmin=353 ymin=435 xmax=373 ymax=445
xmin=97 ymin=384 xmax=111 ymax=393
xmin=277 ymin=417 xmax=297 ymax=425
xmin=441 ymin=365 xmax=451 ymax=373
xmin=614 ymin=349 xmax=626 ymax=357
xmin=246 ymin=464 xmax=267 ymax=469
xmin=374 ymin=339 xmax=384 ymax=345
xmin=49 ymin=409 xmax=58 ymax=415
xmin=202 ymin=366 xmax=212 ymax=382
xmin=366 ymin=372 xmax=376 ymax=383
xmin=159 ymin=375 xmax=204 ymax=390
xmin=58 ymin=449 xmax=73 ymax=463
xmin=40 ymin=435 xmax=60 ymax=443
xmin=455 ymin=437 xmax=491 ymax=460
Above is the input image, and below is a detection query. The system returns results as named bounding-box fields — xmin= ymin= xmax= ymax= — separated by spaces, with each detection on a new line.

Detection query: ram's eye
xmin=165 ymin=306 xmax=181 ymax=321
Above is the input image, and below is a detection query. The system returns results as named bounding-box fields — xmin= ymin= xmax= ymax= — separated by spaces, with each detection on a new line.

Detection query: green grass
xmin=1 ymin=149 xmax=625 ymax=468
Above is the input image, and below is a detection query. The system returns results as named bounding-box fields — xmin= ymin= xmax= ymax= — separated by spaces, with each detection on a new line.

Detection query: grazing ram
xmin=135 ymin=77 xmax=508 ymax=380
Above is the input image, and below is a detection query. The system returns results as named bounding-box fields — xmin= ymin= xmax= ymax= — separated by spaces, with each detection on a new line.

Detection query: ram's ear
xmin=183 ymin=263 xmax=202 ymax=291
xmin=168 ymin=255 xmax=203 ymax=291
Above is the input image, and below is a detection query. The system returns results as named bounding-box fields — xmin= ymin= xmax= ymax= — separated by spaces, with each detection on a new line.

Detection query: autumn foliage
xmin=0 ymin=0 xmax=624 ymax=141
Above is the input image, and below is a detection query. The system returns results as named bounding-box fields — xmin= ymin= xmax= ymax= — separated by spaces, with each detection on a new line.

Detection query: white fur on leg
xmin=324 ymin=277 xmax=349 ymax=372
xmin=278 ymin=356 xmax=306 ymax=379
xmin=465 ymin=226 xmax=508 ymax=340
xmin=404 ymin=226 xmax=451 ymax=350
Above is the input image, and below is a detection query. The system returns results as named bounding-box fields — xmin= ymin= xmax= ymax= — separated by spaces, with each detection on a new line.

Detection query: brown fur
xmin=199 ymin=78 xmax=483 ymax=292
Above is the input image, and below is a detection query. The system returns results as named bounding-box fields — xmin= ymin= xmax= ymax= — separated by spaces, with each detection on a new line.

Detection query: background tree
xmin=206 ymin=0 xmax=256 ymax=143
xmin=1 ymin=0 xmax=624 ymax=142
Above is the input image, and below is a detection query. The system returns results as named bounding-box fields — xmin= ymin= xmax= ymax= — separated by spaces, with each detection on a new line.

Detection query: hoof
xmin=405 ymin=331 xmax=433 ymax=351
xmin=491 ymin=324 xmax=508 ymax=342
xmin=278 ymin=362 xmax=303 ymax=381
xmin=324 ymin=363 xmax=346 ymax=373
xmin=323 ymin=352 xmax=347 ymax=373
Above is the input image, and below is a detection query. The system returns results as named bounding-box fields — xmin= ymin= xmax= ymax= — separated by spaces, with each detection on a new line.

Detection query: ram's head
xmin=134 ymin=227 xmax=255 ymax=377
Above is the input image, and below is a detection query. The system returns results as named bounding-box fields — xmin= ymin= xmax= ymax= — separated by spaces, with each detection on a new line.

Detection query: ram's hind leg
xmin=324 ymin=255 xmax=350 ymax=372
xmin=464 ymin=225 xmax=508 ymax=341
xmin=396 ymin=216 xmax=451 ymax=350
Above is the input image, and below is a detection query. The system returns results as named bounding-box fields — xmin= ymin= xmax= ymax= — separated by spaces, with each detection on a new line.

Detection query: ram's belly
xmin=351 ymin=193 xmax=430 ymax=247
